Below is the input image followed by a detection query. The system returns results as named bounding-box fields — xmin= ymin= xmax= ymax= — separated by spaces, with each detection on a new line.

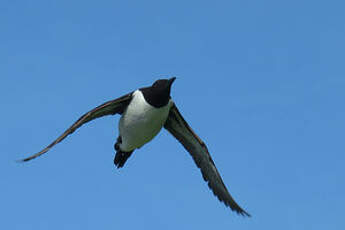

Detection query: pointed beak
xmin=168 ymin=77 xmax=176 ymax=86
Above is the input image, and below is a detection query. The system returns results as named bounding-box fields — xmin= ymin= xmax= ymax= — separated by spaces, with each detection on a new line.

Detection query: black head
xmin=140 ymin=77 xmax=176 ymax=108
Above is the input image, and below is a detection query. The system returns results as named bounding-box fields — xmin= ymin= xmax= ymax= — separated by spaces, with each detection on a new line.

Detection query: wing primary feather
xmin=18 ymin=93 xmax=132 ymax=162
xmin=164 ymin=104 xmax=250 ymax=217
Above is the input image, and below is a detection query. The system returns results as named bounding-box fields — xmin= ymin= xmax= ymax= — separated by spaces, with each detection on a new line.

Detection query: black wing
xmin=19 ymin=93 xmax=133 ymax=162
xmin=164 ymin=104 xmax=250 ymax=216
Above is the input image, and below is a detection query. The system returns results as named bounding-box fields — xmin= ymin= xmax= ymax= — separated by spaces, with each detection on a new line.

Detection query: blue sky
xmin=1 ymin=0 xmax=345 ymax=229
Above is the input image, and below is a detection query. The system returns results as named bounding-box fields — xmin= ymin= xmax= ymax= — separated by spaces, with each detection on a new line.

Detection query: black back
xmin=140 ymin=78 xmax=176 ymax=108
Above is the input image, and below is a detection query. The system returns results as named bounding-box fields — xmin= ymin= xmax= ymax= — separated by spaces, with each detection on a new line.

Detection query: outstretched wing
xmin=19 ymin=92 xmax=133 ymax=162
xmin=164 ymin=104 xmax=250 ymax=216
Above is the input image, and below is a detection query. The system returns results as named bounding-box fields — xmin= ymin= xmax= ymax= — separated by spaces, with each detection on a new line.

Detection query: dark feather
xmin=164 ymin=104 xmax=250 ymax=217
xmin=19 ymin=93 xmax=133 ymax=162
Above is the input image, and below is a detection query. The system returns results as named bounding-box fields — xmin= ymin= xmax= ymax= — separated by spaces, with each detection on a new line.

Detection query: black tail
xmin=114 ymin=136 xmax=133 ymax=168
xmin=114 ymin=150 xmax=133 ymax=168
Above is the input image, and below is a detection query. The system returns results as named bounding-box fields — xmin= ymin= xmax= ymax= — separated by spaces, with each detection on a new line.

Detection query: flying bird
xmin=20 ymin=77 xmax=250 ymax=217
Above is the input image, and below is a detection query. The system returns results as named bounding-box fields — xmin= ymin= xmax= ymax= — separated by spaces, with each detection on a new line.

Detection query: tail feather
xmin=114 ymin=136 xmax=133 ymax=168
xmin=114 ymin=150 xmax=133 ymax=168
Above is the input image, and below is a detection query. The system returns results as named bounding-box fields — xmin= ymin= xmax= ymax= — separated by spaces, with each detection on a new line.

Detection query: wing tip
xmin=16 ymin=156 xmax=35 ymax=163
xmin=230 ymin=203 xmax=251 ymax=217
xmin=16 ymin=151 xmax=46 ymax=163
xmin=222 ymin=196 xmax=251 ymax=217
xmin=237 ymin=209 xmax=251 ymax=217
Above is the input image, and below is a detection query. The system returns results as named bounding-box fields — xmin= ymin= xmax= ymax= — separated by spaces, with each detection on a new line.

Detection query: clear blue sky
xmin=1 ymin=0 xmax=345 ymax=229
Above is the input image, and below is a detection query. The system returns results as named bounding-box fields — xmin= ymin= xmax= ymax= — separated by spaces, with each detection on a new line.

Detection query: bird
xmin=19 ymin=77 xmax=250 ymax=217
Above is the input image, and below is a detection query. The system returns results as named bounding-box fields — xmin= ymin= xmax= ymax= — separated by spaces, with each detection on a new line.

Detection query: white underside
xmin=118 ymin=90 xmax=173 ymax=152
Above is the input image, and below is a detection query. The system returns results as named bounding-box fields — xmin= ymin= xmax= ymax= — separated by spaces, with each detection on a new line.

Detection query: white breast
xmin=118 ymin=90 xmax=173 ymax=152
